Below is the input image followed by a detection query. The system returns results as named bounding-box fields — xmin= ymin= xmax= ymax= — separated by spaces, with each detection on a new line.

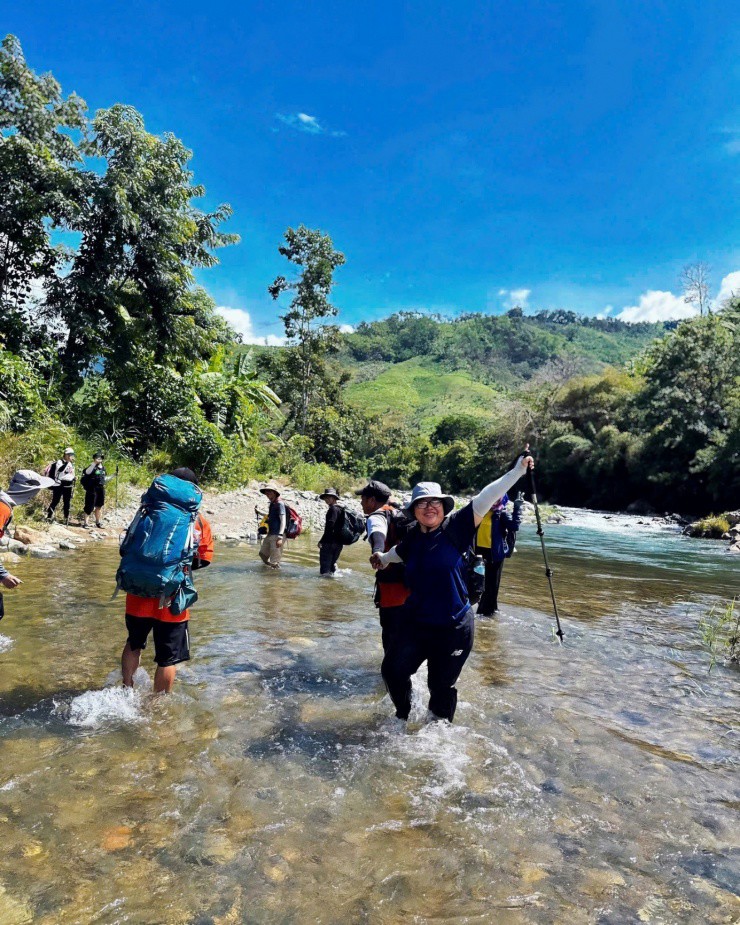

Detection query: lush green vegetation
xmin=3 ymin=33 xmax=740 ymax=519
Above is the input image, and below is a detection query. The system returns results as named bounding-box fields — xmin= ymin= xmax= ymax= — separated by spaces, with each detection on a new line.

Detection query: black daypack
xmin=463 ymin=548 xmax=486 ymax=605
xmin=338 ymin=507 xmax=365 ymax=545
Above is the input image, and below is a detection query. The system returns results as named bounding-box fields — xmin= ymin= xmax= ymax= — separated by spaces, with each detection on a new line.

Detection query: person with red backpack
xmin=119 ymin=467 xmax=213 ymax=694
xmin=356 ymin=480 xmax=414 ymax=651
xmin=257 ymin=481 xmax=293 ymax=569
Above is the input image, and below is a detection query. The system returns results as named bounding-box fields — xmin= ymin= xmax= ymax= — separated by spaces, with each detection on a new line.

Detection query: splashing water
xmin=0 ymin=633 xmax=13 ymax=655
xmin=58 ymin=668 xmax=153 ymax=728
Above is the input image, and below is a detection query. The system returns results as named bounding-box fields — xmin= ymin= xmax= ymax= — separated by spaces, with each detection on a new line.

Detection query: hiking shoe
xmin=95 ymin=521 xmax=103 ymax=529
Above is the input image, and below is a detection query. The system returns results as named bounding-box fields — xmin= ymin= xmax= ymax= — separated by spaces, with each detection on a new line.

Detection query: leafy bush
xmin=0 ymin=348 xmax=47 ymax=431
xmin=693 ymin=515 xmax=731 ymax=538
xmin=289 ymin=461 xmax=356 ymax=495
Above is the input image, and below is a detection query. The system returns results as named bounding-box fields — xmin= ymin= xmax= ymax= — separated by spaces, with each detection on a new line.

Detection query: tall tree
xmin=0 ymin=34 xmax=87 ymax=345
xmin=268 ymin=225 xmax=345 ymax=433
xmin=48 ymin=104 xmax=238 ymax=382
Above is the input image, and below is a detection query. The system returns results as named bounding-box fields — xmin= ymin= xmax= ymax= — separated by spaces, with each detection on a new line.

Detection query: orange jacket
xmin=126 ymin=513 xmax=213 ymax=622
xmin=0 ymin=501 xmax=11 ymax=539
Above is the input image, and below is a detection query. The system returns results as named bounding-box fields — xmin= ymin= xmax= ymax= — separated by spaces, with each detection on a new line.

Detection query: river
xmin=0 ymin=516 xmax=738 ymax=923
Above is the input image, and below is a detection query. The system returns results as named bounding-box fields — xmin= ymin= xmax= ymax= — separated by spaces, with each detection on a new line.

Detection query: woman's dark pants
xmin=478 ymin=559 xmax=505 ymax=615
xmin=47 ymin=485 xmax=73 ymax=520
xmin=381 ymin=608 xmax=475 ymax=722
xmin=319 ymin=542 xmax=342 ymax=575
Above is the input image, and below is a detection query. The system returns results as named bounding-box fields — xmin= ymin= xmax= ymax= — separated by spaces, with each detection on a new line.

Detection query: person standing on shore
xmin=0 ymin=470 xmax=57 ymax=620
xmin=371 ymin=454 xmax=533 ymax=723
xmin=318 ymin=488 xmax=345 ymax=576
xmin=257 ymin=481 xmax=286 ymax=569
xmin=45 ymin=448 xmax=76 ymax=525
xmin=80 ymin=453 xmax=110 ymax=528
xmin=475 ymin=492 xmax=523 ymax=616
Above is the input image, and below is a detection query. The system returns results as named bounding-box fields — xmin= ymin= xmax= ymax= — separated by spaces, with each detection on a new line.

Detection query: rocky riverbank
xmin=2 ymin=478 xmax=737 ymax=563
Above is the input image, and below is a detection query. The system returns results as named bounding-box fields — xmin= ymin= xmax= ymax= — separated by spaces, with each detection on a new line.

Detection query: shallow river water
xmin=0 ymin=516 xmax=738 ymax=924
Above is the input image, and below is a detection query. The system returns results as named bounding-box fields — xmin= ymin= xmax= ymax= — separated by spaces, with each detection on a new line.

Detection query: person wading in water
xmin=357 ymin=480 xmax=413 ymax=654
xmin=0 ymin=470 xmax=57 ymax=620
xmin=371 ymin=453 xmax=534 ymax=723
xmin=256 ymin=481 xmax=287 ymax=569
xmin=475 ymin=491 xmax=524 ymax=616
xmin=318 ymin=488 xmax=344 ymax=576
xmin=119 ymin=468 xmax=213 ymax=693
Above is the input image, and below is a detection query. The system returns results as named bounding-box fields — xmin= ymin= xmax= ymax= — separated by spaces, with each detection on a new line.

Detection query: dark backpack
xmin=338 ymin=507 xmax=365 ymax=545
xmin=80 ymin=468 xmax=94 ymax=490
xmin=463 ymin=549 xmax=486 ymax=604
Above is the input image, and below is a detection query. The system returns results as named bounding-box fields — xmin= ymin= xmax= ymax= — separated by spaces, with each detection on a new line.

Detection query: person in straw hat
xmin=371 ymin=452 xmax=533 ymax=723
xmin=257 ymin=480 xmax=287 ymax=569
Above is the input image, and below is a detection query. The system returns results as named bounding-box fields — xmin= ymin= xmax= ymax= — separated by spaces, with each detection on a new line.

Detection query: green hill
xmin=338 ymin=310 xmax=666 ymax=430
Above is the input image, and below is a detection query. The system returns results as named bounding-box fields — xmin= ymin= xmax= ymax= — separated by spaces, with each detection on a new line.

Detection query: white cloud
xmin=617 ymin=271 xmax=740 ymax=322
xmin=216 ymin=306 xmax=286 ymax=346
xmin=716 ymin=270 xmax=740 ymax=307
xmin=275 ymin=112 xmax=346 ymax=137
xmin=498 ymin=287 xmax=531 ymax=310
xmin=339 ymin=323 xmax=355 ymax=334
xmin=616 ymin=290 xmax=695 ymax=323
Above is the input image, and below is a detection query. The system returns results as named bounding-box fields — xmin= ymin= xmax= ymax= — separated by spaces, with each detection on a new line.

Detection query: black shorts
xmin=125 ymin=615 xmax=190 ymax=667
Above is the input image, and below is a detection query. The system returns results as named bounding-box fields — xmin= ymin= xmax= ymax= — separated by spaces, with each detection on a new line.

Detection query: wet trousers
xmin=379 ymin=606 xmax=407 ymax=653
xmin=319 ymin=542 xmax=342 ymax=575
xmin=259 ymin=534 xmax=284 ymax=567
xmin=381 ymin=608 xmax=475 ymax=722
xmin=47 ymin=485 xmax=73 ymax=521
xmin=478 ymin=559 xmax=505 ymax=615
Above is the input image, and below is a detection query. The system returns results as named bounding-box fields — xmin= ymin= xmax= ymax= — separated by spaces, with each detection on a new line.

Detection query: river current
xmin=0 ymin=515 xmax=738 ymax=923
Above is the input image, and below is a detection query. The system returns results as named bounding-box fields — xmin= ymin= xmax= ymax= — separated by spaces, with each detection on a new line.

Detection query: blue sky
xmin=5 ymin=0 xmax=740 ymax=341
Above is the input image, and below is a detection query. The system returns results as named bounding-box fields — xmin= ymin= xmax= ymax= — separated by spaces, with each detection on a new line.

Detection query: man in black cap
xmin=318 ymin=488 xmax=344 ymax=576
xmin=356 ymin=480 xmax=414 ymax=652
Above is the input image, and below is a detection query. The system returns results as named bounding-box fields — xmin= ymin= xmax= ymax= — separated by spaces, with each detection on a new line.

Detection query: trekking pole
xmin=115 ymin=464 xmax=119 ymax=511
xmin=524 ymin=451 xmax=565 ymax=643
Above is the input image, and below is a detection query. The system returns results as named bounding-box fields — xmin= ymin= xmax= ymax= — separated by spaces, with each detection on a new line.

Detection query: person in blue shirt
xmin=475 ymin=492 xmax=524 ymax=616
xmin=371 ymin=452 xmax=533 ymax=722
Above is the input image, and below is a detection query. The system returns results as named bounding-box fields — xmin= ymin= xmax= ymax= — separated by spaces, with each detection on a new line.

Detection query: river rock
xmin=0 ymin=552 xmax=22 ymax=564
xmin=101 ymin=825 xmax=133 ymax=851
xmin=13 ymin=526 xmax=46 ymax=546
xmin=29 ymin=546 xmax=57 ymax=558
xmin=58 ymin=541 xmax=77 ymax=550
xmin=727 ymin=542 xmax=740 ymax=555
xmin=726 ymin=510 xmax=740 ymax=526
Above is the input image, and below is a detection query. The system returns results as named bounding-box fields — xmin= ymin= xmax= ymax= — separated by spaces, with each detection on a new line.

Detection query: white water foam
xmin=557 ymin=506 xmax=681 ymax=535
xmin=0 ymin=633 xmax=13 ymax=654
xmin=61 ymin=668 xmax=153 ymax=728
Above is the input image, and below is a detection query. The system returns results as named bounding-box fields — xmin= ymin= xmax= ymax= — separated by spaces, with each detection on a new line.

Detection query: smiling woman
xmin=371 ymin=453 xmax=533 ymax=722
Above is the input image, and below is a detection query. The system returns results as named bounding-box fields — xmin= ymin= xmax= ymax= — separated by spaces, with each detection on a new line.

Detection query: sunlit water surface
xmin=0 ymin=518 xmax=738 ymax=924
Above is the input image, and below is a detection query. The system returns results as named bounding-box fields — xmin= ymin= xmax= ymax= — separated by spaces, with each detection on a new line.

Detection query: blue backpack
xmin=116 ymin=474 xmax=203 ymax=613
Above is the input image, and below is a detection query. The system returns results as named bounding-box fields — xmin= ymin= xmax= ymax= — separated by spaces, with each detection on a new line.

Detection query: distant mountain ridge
xmin=337 ymin=310 xmax=667 ymax=430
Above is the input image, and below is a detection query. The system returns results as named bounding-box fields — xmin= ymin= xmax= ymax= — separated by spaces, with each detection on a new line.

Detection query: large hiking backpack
xmin=115 ymin=474 xmax=203 ymax=610
xmin=338 ymin=507 xmax=365 ymax=545
xmin=284 ymin=503 xmax=303 ymax=539
xmin=43 ymin=461 xmax=58 ymax=480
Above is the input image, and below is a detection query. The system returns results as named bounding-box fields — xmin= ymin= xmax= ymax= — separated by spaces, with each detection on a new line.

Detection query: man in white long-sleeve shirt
xmin=371 ymin=453 xmax=533 ymax=722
